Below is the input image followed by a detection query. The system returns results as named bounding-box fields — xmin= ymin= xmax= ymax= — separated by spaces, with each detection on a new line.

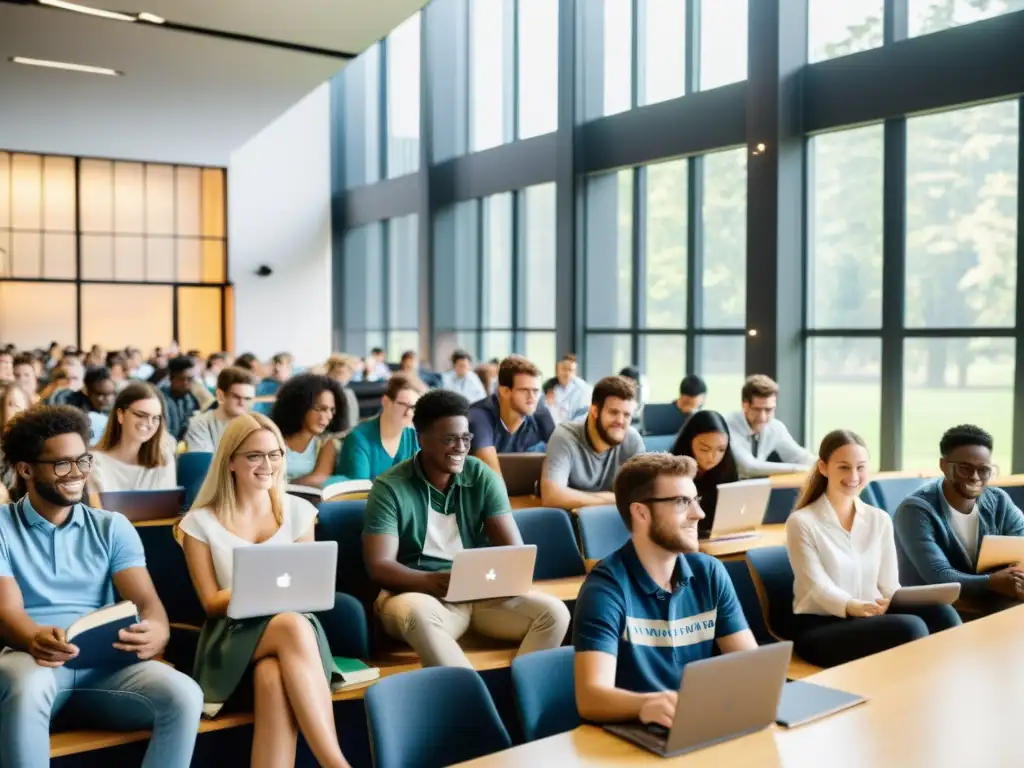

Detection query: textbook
xmin=331 ymin=657 xmax=380 ymax=690
xmin=285 ymin=479 xmax=373 ymax=501
xmin=64 ymin=600 xmax=139 ymax=670
xmin=776 ymin=680 xmax=866 ymax=728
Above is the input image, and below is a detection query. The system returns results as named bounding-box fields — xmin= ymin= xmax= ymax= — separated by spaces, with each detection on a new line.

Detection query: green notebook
xmin=331 ymin=657 xmax=380 ymax=691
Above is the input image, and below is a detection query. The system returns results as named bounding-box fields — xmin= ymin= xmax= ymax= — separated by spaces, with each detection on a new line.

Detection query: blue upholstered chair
xmin=512 ymin=507 xmax=586 ymax=580
xmin=511 ymin=646 xmax=580 ymax=742
xmin=176 ymin=451 xmax=213 ymax=509
xmin=576 ymin=505 xmax=630 ymax=562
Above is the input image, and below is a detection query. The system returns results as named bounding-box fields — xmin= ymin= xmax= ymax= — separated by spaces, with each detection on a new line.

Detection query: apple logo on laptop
xmin=276 ymin=573 xmax=292 ymax=589
xmin=485 ymin=569 xmax=497 ymax=582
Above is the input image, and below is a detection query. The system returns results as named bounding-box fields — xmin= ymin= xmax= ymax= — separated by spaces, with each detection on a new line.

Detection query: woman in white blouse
xmin=91 ymin=382 xmax=176 ymax=492
xmin=784 ymin=429 xmax=960 ymax=667
xmin=178 ymin=413 xmax=349 ymax=768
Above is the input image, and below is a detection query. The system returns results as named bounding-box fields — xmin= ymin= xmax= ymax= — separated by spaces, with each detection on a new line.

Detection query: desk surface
xmin=456 ymin=604 xmax=1024 ymax=767
xmin=698 ymin=525 xmax=785 ymax=559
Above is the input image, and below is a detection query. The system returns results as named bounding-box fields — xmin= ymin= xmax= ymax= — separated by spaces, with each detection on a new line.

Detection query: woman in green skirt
xmin=178 ymin=413 xmax=349 ymax=768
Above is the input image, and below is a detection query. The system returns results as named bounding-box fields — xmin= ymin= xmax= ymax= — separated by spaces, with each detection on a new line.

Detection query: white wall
xmin=228 ymin=83 xmax=332 ymax=365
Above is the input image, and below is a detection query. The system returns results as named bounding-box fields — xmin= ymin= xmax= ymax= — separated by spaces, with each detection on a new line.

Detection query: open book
xmin=331 ymin=657 xmax=380 ymax=691
xmin=285 ymin=479 xmax=373 ymax=501
xmin=64 ymin=600 xmax=139 ymax=670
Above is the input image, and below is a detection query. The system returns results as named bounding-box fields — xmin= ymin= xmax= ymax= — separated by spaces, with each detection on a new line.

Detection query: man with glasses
xmin=894 ymin=424 xmax=1024 ymax=616
xmin=573 ymin=453 xmax=756 ymax=728
xmin=0 ymin=406 xmax=203 ymax=767
xmin=362 ymin=389 xmax=570 ymax=668
xmin=725 ymin=374 xmax=816 ymax=478
xmin=184 ymin=367 xmax=257 ymax=453
xmin=468 ymin=356 xmax=555 ymax=479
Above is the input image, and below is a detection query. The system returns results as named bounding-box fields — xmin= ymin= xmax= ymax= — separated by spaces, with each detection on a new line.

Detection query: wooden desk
xmin=534 ymin=576 xmax=584 ymax=602
xmin=457 ymin=605 xmax=1024 ymax=767
xmin=769 ymin=469 xmax=928 ymax=489
xmin=510 ymin=495 xmax=543 ymax=510
xmin=698 ymin=525 xmax=785 ymax=560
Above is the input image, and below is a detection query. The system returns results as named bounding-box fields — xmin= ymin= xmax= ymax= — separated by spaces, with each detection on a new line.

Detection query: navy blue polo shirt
xmin=573 ymin=540 xmax=748 ymax=693
xmin=467 ymin=395 xmax=555 ymax=454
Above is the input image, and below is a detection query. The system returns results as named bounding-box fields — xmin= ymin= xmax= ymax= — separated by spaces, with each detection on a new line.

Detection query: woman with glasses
xmin=177 ymin=413 xmax=350 ymax=768
xmin=784 ymin=429 xmax=961 ymax=668
xmin=90 ymin=381 xmax=176 ymax=492
xmin=669 ymin=410 xmax=738 ymax=537
xmin=335 ymin=373 xmax=424 ymax=481
xmin=270 ymin=373 xmax=347 ymax=487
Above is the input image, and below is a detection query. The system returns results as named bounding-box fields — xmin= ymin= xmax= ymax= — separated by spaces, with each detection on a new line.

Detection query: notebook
xmin=64 ymin=600 xmax=139 ymax=670
xmin=285 ymin=479 xmax=372 ymax=502
xmin=775 ymin=680 xmax=866 ymax=728
xmin=331 ymin=657 xmax=380 ymax=691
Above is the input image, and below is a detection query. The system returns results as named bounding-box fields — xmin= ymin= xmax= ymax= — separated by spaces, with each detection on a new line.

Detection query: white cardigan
xmin=785 ymin=493 xmax=900 ymax=618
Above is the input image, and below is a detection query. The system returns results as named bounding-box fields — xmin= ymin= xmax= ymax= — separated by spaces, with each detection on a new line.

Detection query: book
xmin=331 ymin=656 xmax=380 ymax=691
xmin=286 ymin=479 xmax=373 ymax=501
xmin=776 ymin=680 xmax=866 ymax=728
xmin=64 ymin=600 xmax=139 ymax=670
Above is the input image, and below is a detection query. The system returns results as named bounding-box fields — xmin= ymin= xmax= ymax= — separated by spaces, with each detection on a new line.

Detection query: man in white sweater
xmin=724 ymin=374 xmax=816 ymax=478
xmin=183 ymin=367 xmax=257 ymax=453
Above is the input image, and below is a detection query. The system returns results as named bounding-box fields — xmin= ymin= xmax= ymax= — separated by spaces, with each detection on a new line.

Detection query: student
xmin=468 ymin=356 xmax=555 ymax=477
xmin=573 ymin=453 xmax=756 ymax=727
xmin=724 ymin=375 xmax=816 ymax=478
xmin=669 ymin=410 xmax=738 ymax=536
xmin=159 ymin=356 xmax=201 ymax=442
xmin=178 ymin=414 xmax=349 ymax=768
xmin=12 ymin=353 xmax=39 ymax=402
xmin=362 ymin=390 xmax=570 ymax=668
xmin=257 ymin=353 xmax=293 ymax=397
xmin=270 ymin=373 xmax=346 ymax=487
xmin=365 ymin=347 xmax=393 ymax=382
xmin=894 ymin=424 xmax=1024 ymax=615
xmin=0 ymin=406 xmax=203 ymax=767
xmin=233 ymin=352 xmax=262 ymax=378
xmin=335 ymin=373 xmax=423 ymax=481
xmin=540 ymin=376 xmax=645 ymax=510
xmin=91 ymin=382 xmax=176 ymax=492
xmin=617 ymin=366 xmax=649 ymax=421
xmin=64 ymin=366 xmax=117 ymax=444
xmin=542 ymin=377 xmax=559 ymax=420
xmin=441 ymin=350 xmax=488 ymax=404
xmin=551 ymin=353 xmax=592 ymax=423
xmin=184 ymin=367 xmax=257 ymax=453
xmin=654 ymin=375 xmax=707 ymax=436
xmin=324 ymin=355 xmax=361 ymax=435
xmin=785 ymin=430 xmax=961 ymax=668
xmin=203 ymin=352 xmax=227 ymax=391
xmin=0 ymin=349 xmax=13 ymax=383
xmin=0 ymin=383 xmax=31 ymax=488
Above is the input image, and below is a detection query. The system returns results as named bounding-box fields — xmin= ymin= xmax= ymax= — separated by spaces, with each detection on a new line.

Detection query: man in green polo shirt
xmin=363 ymin=389 xmax=570 ymax=668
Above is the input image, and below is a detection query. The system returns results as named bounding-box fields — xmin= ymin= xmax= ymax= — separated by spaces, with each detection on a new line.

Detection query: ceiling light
xmin=10 ymin=56 xmax=122 ymax=76
xmin=39 ymin=0 xmax=136 ymax=22
xmin=137 ymin=12 xmax=165 ymax=24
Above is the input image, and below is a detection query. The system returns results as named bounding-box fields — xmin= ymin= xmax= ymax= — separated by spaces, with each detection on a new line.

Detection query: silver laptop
xmin=226 ymin=541 xmax=338 ymax=620
xmin=605 ymin=642 xmax=792 ymax=757
xmin=703 ymin=479 xmax=772 ymax=541
xmin=444 ymin=545 xmax=537 ymax=603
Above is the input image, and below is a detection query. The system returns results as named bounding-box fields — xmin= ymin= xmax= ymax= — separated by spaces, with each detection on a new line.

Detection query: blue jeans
xmin=0 ymin=651 xmax=203 ymax=768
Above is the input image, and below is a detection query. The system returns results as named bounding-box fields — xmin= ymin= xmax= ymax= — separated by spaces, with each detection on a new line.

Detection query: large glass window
xmin=482 ymin=193 xmax=513 ymax=330
xmin=808 ymin=125 xmax=884 ymax=328
xmin=699 ymin=0 xmax=747 ymax=90
xmin=642 ymin=335 xmax=687 ymax=402
xmin=807 ymin=337 xmax=883 ymax=463
xmin=520 ymin=183 xmax=557 ymax=376
xmin=470 ymin=0 xmax=512 ymax=152
xmin=517 ymin=0 xmax=559 ymax=139
xmin=909 ymin=0 xmax=1024 ymax=38
xmin=644 ymin=158 xmax=687 ymax=329
xmin=388 ymin=214 xmax=420 ymax=358
xmin=386 ymin=13 xmax=421 ymax=178
xmin=585 ymin=170 xmax=634 ymax=329
xmin=638 ymin=0 xmax=686 ymax=106
xmin=584 ymin=0 xmax=633 ymax=119
xmin=698 ymin=336 xmax=746 ymax=413
xmin=807 ymin=0 xmax=883 ymax=63
xmin=905 ymin=100 xmax=1019 ymax=329
xmin=343 ymin=45 xmax=381 ymax=188
xmin=700 ymin=149 xmax=747 ymax=328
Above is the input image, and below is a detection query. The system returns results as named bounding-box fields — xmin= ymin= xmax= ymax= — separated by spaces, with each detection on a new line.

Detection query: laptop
xmin=444 ymin=545 xmax=537 ymax=603
xmin=226 ymin=541 xmax=338 ymax=620
xmin=498 ymin=453 xmax=545 ymax=497
xmin=99 ymin=487 xmax=186 ymax=522
xmin=604 ymin=642 xmax=792 ymax=758
xmin=701 ymin=479 xmax=772 ymax=541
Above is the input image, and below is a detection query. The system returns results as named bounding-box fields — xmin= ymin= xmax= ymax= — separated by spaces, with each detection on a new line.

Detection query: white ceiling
xmin=0 ymin=0 xmax=426 ymax=166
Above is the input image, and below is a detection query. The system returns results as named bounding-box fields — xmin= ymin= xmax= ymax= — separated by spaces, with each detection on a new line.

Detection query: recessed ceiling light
xmin=38 ymin=0 xmax=135 ymax=22
xmin=10 ymin=56 xmax=122 ymax=76
xmin=137 ymin=12 xmax=165 ymax=24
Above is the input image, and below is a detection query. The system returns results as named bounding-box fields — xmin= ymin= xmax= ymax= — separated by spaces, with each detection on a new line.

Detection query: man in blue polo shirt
xmin=468 ymin=355 xmax=555 ymax=479
xmin=0 ymin=406 xmax=202 ymax=768
xmin=573 ymin=453 xmax=756 ymax=728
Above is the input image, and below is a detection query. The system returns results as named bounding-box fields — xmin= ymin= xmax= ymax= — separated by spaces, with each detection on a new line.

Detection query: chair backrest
xmin=511 ymin=646 xmax=580 ymax=742
xmin=869 ymin=477 xmax=930 ymax=517
xmin=99 ymin=487 xmax=186 ymax=522
xmin=365 ymin=666 xmax=512 ymax=768
xmin=176 ymin=452 xmax=213 ymax=509
xmin=745 ymin=546 xmax=795 ymax=639
xmin=136 ymin=523 xmax=205 ymax=627
xmin=576 ymin=505 xmax=630 ymax=562
xmin=643 ymin=433 xmax=675 ymax=453
xmin=498 ymin=453 xmax=546 ymax=497
xmin=762 ymin=487 xmax=799 ymax=525
xmin=512 ymin=507 xmax=586 ymax=580
xmin=315 ymin=500 xmax=373 ymax=603
xmin=348 ymin=380 xmax=388 ymax=419
xmin=994 ymin=482 xmax=1024 ymax=510
xmin=641 ymin=402 xmax=686 ymax=437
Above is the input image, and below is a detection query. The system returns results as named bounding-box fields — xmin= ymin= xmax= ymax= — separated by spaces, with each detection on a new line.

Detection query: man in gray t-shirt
xmin=540 ymin=375 xmax=645 ymax=510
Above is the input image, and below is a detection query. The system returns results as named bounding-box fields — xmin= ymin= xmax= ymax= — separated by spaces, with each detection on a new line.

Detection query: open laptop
xmin=444 ymin=545 xmax=537 ymax=603
xmin=604 ymin=642 xmax=792 ymax=757
xmin=701 ymin=479 xmax=772 ymax=541
xmin=99 ymin=487 xmax=185 ymax=522
xmin=498 ymin=453 xmax=545 ymax=497
xmin=227 ymin=541 xmax=338 ymax=620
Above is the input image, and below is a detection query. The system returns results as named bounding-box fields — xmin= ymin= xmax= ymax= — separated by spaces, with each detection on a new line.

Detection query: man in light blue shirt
xmin=552 ymin=354 xmax=592 ymax=423
xmin=440 ymin=349 xmax=488 ymax=404
xmin=0 ymin=406 xmax=202 ymax=768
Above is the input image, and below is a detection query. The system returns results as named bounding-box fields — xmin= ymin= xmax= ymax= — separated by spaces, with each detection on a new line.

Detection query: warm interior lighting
xmin=38 ymin=0 xmax=136 ymax=22
xmin=10 ymin=56 xmax=122 ymax=76
xmin=137 ymin=12 xmax=165 ymax=24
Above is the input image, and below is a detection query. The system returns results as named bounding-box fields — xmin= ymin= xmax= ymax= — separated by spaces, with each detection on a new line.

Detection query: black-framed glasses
xmin=33 ymin=454 xmax=94 ymax=477
xmin=638 ymin=495 xmax=702 ymax=512
xmin=947 ymin=461 xmax=998 ymax=482
xmin=392 ymin=400 xmax=417 ymax=415
xmin=437 ymin=433 xmax=474 ymax=448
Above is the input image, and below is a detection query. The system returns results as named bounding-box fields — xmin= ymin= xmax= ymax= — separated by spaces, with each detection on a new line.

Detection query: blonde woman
xmin=91 ymin=382 xmax=176 ymax=492
xmin=178 ymin=414 xmax=349 ymax=768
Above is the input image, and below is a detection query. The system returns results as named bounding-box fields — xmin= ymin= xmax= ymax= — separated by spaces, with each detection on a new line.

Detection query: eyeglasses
xmin=236 ymin=450 xmax=285 ymax=466
xmin=129 ymin=410 xmax=162 ymax=425
xmin=947 ymin=461 xmax=998 ymax=482
xmin=638 ymin=495 xmax=702 ymax=512
xmin=437 ymin=433 xmax=474 ymax=448
xmin=393 ymin=401 xmax=417 ymax=415
xmin=33 ymin=454 xmax=94 ymax=477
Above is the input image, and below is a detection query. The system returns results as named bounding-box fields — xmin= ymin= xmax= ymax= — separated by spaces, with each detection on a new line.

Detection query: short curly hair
xmin=412 ymin=389 xmax=470 ymax=435
xmin=940 ymin=424 xmax=993 ymax=456
xmin=2 ymin=405 xmax=91 ymax=500
xmin=270 ymin=373 xmax=347 ymax=437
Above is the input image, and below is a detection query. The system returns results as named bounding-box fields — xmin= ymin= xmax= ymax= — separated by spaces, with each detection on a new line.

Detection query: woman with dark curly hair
xmin=270 ymin=373 xmax=347 ymax=487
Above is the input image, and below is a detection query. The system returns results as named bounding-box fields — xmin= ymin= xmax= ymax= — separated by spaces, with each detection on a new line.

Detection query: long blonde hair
xmin=190 ymin=412 xmax=287 ymax=526
xmin=794 ymin=429 xmax=868 ymax=510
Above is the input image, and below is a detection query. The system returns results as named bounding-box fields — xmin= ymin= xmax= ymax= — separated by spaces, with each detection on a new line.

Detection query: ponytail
xmin=793 ymin=429 xmax=868 ymax=510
